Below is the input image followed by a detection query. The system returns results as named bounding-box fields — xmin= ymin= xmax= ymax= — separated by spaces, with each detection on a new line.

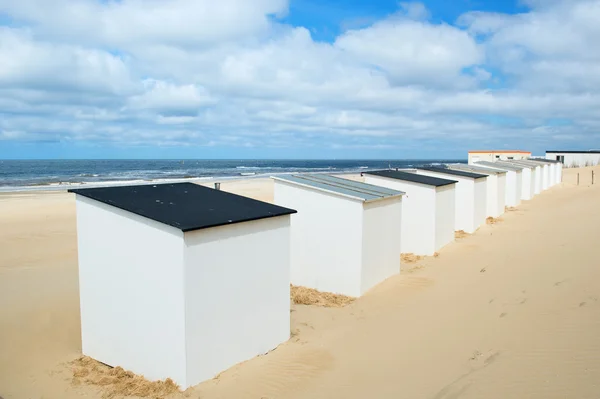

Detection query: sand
xmin=1 ymin=167 xmax=600 ymax=398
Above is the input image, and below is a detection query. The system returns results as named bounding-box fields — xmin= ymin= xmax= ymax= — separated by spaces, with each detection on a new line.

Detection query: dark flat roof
xmin=365 ymin=170 xmax=457 ymax=187
xmin=273 ymin=174 xmax=404 ymax=202
xmin=419 ymin=166 xmax=488 ymax=179
xmin=546 ymin=150 xmax=600 ymax=154
xmin=69 ymin=182 xmax=296 ymax=232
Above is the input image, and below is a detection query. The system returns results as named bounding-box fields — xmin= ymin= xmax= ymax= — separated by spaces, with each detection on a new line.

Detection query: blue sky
xmin=282 ymin=0 xmax=526 ymax=42
xmin=0 ymin=0 xmax=598 ymax=159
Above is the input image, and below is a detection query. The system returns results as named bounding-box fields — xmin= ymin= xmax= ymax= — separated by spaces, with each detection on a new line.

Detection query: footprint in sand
xmin=484 ymin=351 xmax=500 ymax=366
xmin=554 ymin=279 xmax=568 ymax=287
xmin=580 ymin=297 xmax=599 ymax=307
xmin=499 ymin=312 xmax=508 ymax=318
xmin=433 ymin=351 xmax=500 ymax=399
xmin=469 ymin=350 xmax=482 ymax=361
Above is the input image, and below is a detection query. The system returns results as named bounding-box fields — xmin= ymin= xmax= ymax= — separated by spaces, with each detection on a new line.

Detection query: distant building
xmin=468 ymin=150 xmax=531 ymax=164
xmin=545 ymin=150 xmax=600 ymax=168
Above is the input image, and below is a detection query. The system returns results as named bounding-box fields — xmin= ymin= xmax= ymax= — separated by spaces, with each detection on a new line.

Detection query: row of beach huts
xmin=68 ymin=157 xmax=562 ymax=389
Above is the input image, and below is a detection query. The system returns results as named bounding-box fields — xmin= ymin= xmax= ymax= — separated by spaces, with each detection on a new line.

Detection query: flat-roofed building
xmin=545 ymin=150 xmax=600 ymax=168
xmin=468 ymin=150 xmax=531 ymax=164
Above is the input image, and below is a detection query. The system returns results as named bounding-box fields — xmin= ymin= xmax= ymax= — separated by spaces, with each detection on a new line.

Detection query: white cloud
xmin=335 ymin=16 xmax=483 ymax=88
xmin=0 ymin=28 xmax=135 ymax=95
xmin=462 ymin=0 xmax=600 ymax=94
xmin=126 ymin=80 xmax=215 ymax=116
xmin=398 ymin=2 xmax=431 ymax=20
xmin=0 ymin=0 xmax=599 ymax=153
xmin=0 ymin=0 xmax=288 ymax=47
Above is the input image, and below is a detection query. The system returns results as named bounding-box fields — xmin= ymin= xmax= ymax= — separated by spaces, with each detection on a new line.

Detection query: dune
xmin=1 ymin=167 xmax=599 ymax=398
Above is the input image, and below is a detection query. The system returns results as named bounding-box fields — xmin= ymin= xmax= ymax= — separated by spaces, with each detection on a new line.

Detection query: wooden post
xmin=577 ymin=173 xmax=579 ymax=185
xmin=593 ymin=170 xmax=595 ymax=185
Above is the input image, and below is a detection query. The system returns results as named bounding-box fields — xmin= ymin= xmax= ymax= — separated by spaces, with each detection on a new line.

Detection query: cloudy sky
xmin=1 ymin=0 xmax=599 ymax=159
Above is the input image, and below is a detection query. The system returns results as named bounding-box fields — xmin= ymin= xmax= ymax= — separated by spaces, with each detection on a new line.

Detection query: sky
xmin=0 ymin=0 xmax=599 ymax=159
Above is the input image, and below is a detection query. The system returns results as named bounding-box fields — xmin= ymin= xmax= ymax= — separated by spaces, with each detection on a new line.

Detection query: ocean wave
xmin=0 ymin=177 xmax=218 ymax=192
xmin=0 ymin=159 xmax=466 ymax=191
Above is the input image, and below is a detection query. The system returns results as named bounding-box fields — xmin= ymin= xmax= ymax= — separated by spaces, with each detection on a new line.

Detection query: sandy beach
xmin=1 ymin=166 xmax=600 ymax=399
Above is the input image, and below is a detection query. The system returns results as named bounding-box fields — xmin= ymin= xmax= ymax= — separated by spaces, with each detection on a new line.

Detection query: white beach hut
xmin=546 ymin=160 xmax=559 ymax=186
xmin=272 ymin=174 xmax=404 ymax=297
xmin=515 ymin=160 xmax=544 ymax=194
xmin=536 ymin=159 xmax=556 ymax=187
xmin=364 ymin=170 xmax=456 ymax=256
xmin=69 ymin=182 xmax=297 ymax=389
xmin=543 ymin=158 xmax=562 ymax=184
xmin=530 ymin=158 xmax=559 ymax=187
xmin=448 ymin=164 xmax=508 ymax=214
xmin=416 ymin=166 xmax=496 ymax=221
xmin=554 ymin=159 xmax=563 ymax=183
xmin=511 ymin=160 xmax=542 ymax=195
xmin=498 ymin=161 xmax=534 ymax=200
xmin=472 ymin=161 xmax=523 ymax=207
xmin=529 ymin=160 xmax=550 ymax=190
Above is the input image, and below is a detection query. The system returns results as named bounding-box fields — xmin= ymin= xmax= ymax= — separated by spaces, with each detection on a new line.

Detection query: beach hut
xmin=416 ymin=166 xmax=494 ymax=222
xmin=364 ymin=170 xmax=456 ymax=256
xmin=510 ymin=160 xmax=543 ymax=194
xmin=472 ymin=161 xmax=523 ymax=207
xmin=502 ymin=161 xmax=536 ymax=199
xmin=547 ymin=160 xmax=560 ymax=186
xmin=554 ymin=159 xmax=563 ymax=183
xmin=447 ymin=164 xmax=507 ymax=215
xmin=272 ymin=174 xmax=404 ymax=297
xmin=530 ymin=158 xmax=560 ymax=187
xmin=530 ymin=160 xmax=551 ymax=190
xmin=531 ymin=159 xmax=555 ymax=187
xmin=510 ymin=160 xmax=542 ymax=195
xmin=494 ymin=161 xmax=532 ymax=201
xmin=528 ymin=159 xmax=550 ymax=190
xmin=542 ymin=158 xmax=563 ymax=183
xmin=69 ymin=182 xmax=297 ymax=389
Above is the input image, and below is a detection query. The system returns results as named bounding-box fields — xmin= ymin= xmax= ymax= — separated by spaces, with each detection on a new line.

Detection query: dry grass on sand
xmin=405 ymin=264 xmax=425 ymax=274
xmin=486 ymin=216 xmax=503 ymax=225
xmin=455 ymin=230 xmax=470 ymax=239
xmin=291 ymin=285 xmax=355 ymax=307
xmin=401 ymin=253 xmax=422 ymax=263
xmin=71 ymin=356 xmax=180 ymax=399
xmin=401 ymin=252 xmax=439 ymax=264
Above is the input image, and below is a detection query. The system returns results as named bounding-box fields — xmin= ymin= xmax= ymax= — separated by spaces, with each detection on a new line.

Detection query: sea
xmin=0 ymin=159 xmax=466 ymax=192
